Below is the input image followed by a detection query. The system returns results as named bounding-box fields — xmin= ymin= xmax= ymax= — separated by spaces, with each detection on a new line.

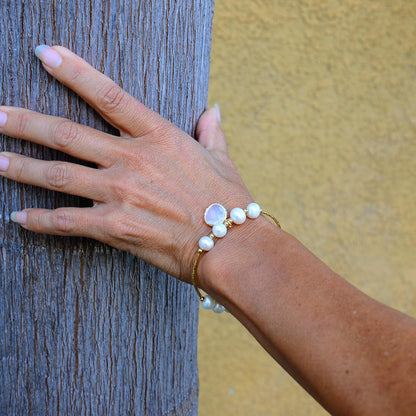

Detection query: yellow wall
xmin=199 ymin=1 xmax=416 ymax=414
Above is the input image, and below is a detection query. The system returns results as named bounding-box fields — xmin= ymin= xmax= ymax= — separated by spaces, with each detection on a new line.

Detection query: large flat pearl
xmin=199 ymin=236 xmax=214 ymax=251
xmin=247 ymin=202 xmax=261 ymax=219
xmin=204 ymin=203 xmax=227 ymax=226
xmin=230 ymin=207 xmax=246 ymax=224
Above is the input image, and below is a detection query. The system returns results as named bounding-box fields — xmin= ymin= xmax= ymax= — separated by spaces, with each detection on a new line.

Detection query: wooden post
xmin=0 ymin=1 xmax=213 ymax=414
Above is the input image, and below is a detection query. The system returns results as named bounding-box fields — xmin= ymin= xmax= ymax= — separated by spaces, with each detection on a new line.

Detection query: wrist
xmin=196 ymin=212 xmax=286 ymax=310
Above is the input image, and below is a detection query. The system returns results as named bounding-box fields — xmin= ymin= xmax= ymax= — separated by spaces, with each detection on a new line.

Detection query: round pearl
xmin=212 ymin=303 xmax=226 ymax=313
xmin=212 ymin=223 xmax=227 ymax=238
xmin=199 ymin=236 xmax=214 ymax=251
xmin=230 ymin=207 xmax=246 ymax=224
xmin=202 ymin=295 xmax=214 ymax=310
xmin=247 ymin=202 xmax=261 ymax=219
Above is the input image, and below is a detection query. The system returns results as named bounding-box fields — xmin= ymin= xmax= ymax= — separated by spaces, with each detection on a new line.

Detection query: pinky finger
xmin=10 ymin=207 xmax=103 ymax=239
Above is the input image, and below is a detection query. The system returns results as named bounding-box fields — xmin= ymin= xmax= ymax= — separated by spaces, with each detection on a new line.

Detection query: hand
xmin=0 ymin=46 xmax=252 ymax=282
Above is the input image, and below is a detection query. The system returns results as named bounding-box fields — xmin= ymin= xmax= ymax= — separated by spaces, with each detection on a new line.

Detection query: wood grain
xmin=0 ymin=1 xmax=213 ymax=414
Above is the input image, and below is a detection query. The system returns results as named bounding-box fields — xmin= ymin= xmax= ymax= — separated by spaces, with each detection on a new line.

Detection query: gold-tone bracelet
xmin=192 ymin=202 xmax=281 ymax=313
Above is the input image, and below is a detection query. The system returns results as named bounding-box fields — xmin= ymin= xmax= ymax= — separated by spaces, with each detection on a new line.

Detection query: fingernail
xmin=35 ymin=45 xmax=62 ymax=68
xmin=0 ymin=111 xmax=7 ymax=128
xmin=214 ymin=103 xmax=221 ymax=124
xmin=0 ymin=154 xmax=9 ymax=171
xmin=10 ymin=211 xmax=27 ymax=225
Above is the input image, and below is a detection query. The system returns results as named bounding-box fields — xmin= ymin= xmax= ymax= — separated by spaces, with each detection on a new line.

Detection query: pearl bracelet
xmin=192 ymin=202 xmax=281 ymax=313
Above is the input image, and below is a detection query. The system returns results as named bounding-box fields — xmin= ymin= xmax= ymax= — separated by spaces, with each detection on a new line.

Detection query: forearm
xmin=198 ymin=217 xmax=416 ymax=415
xmin=2 ymin=45 xmax=414 ymax=414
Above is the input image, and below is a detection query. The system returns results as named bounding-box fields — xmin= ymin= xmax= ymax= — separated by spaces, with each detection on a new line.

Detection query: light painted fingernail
xmin=35 ymin=45 xmax=62 ymax=68
xmin=214 ymin=103 xmax=221 ymax=124
xmin=0 ymin=154 xmax=9 ymax=171
xmin=0 ymin=111 xmax=7 ymax=128
xmin=10 ymin=211 xmax=27 ymax=224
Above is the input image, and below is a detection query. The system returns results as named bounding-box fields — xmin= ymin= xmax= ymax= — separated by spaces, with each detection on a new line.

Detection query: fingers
xmin=10 ymin=207 xmax=104 ymax=238
xmin=0 ymin=107 xmax=117 ymax=167
xmin=196 ymin=105 xmax=228 ymax=156
xmin=35 ymin=45 xmax=166 ymax=137
xmin=0 ymin=152 xmax=107 ymax=201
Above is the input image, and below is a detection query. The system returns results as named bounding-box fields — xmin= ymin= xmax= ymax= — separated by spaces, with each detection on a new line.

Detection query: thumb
xmin=196 ymin=105 xmax=228 ymax=155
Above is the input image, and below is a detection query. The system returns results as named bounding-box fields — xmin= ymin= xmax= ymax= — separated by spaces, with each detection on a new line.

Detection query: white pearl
xmin=212 ymin=223 xmax=227 ymax=238
xmin=230 ymin=207 xmax=246 ymax=224
xmin=199 ymin=236 xmax=214 ymax=251
xmin=202 ymin=295 xmax=214 ymax=310
xmin=212 ymin=303 xmax=226 ymax=313
xmin=247 ymin=202 xmax=261 ymax=219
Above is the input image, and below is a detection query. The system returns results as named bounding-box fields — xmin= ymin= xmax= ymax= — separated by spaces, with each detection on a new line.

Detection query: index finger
xmin=35 ymin=45 xmax=167 ymax=137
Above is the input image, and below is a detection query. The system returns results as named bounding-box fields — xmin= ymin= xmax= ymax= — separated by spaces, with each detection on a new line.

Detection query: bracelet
xmin=192 ymin=202 xmax=281 ymax=313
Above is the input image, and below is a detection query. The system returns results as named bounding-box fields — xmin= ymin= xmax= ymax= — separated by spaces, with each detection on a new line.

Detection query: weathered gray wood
xmin=0 ymin=1 xmax=214 ymax=414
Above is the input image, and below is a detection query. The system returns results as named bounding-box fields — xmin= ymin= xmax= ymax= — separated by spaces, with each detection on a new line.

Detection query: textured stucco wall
xmin=199 ymin=1 xmax=416 ymax=414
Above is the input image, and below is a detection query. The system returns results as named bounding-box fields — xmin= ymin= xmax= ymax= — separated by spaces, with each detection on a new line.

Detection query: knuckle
xmin=109 ymin=176 xmax=134 ymax=200
xmin=97 ymin=84 xmax=126 ymax=113
xmin=53 ymin=211 xmax=75 ymax=233
xmin=32 ymin=213 xmax=43 ymax=232
xmin=52 ymin=121 xmax=79 ymax=149
xmin=46 ymin=163 xmax=71 ymax=189
xmin=106 ymin=213 xmax=133 ymax=241
xmin=124 ymin=145 xmax=153 ymax=169
xmin=15 ymin=112 xmax=30 ymax=136
xmin=67 ymin=65 xmax=83 ymax=84
xmin=101 ymin=213 xmax=120 ymax=240
xmin=14 ymin=157 xmax=28 ymax=181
